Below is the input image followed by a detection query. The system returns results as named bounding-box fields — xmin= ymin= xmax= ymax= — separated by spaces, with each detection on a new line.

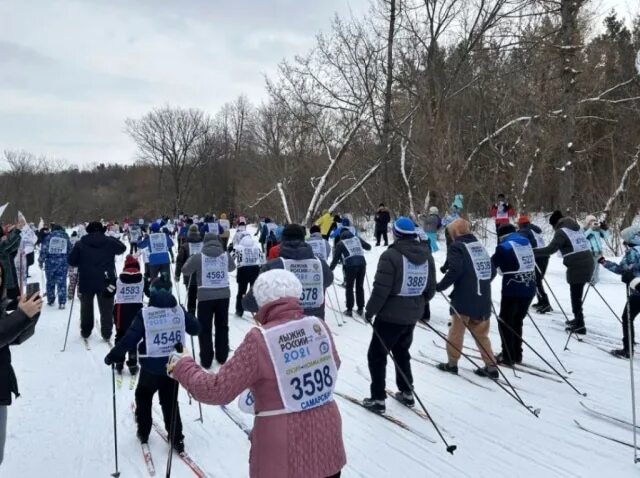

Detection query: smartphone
xmin=26 ymin=282 xmax=40 ymax=300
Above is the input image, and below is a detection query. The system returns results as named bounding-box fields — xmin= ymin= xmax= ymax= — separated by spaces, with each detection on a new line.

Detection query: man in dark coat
xmin=68 ymin=221 xmax=126 ymax=341
xmin=534 ymin=210 xmax=594 ymax=334
xmin=330 ymin=227 xmax=372 ymax=316
xmin=374 ymin=203 xmax=391 ymax=246
xmin=362 ymin=217 xmax=436 ymax=413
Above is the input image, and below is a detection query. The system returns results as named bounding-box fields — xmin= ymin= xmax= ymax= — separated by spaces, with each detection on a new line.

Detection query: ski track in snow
xmin=4 ymin=225 xmax=640 ymax=476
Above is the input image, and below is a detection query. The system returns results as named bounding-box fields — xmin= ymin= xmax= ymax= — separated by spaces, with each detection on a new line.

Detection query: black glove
xmin=597 ymin=256 xmax=605 ymax=265
xmin=364 ymin=312 xmax=373 ymax=323
xmin=440 ymin=265 xmax=448 ymax=274
xmin=600 ymin=221 xmax=608 ymax=232
xmin=104 ymin=352 xmax=116 ymax=366
xmin=621 ymin=270 xmax=636 ymax=285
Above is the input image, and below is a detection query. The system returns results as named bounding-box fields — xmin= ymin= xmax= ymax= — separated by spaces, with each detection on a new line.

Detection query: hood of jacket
xmin=50 ymin=229 xmax=69 ymax=241
xmin=187 ymin=230 xmax=201 ymax=243
xmin=149 ymin=290 xmax=178 ymax=308
xmin=391 ymin=237 xmax=431 ymax=263
xmin=279 ymin=240 xmax=315 ymax=260
xmin=81 ymin=232 xmax=110 ymax=249
xmin=339 ymin=228 xmax=355 ymax=240
xmin=555 ymin=217 xmax=580 ymax=232
xmin=255 ymin=297 xmax=304 ymax=326
xmin=239 ymin=235 xmax=255 ymax=248
xmin=202 ymin=233 xmax=224 ymax=257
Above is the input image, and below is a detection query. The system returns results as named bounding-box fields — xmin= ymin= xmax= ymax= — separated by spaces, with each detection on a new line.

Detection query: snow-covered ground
xmin=4 ymin=226 xmax=640 ymax=477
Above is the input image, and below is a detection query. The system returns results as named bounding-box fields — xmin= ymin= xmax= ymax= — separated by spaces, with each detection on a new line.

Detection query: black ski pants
xmin=622 ymin=294 xmax=640 ymax=353
xmin=367 ymin=319 xmax=415 ymax=400
xmin=80 ymin=292 xmax=114 ymax=339
xmin=534 ymin=257 xmax=549 ymax=306
xmin=135 ymin=369 xmax=183 ymax=444
xmin=344 ymin=265 xmax=366 ymax=311
xmin=375 ymin=229 xmax=388 ymax=246
xmin=570 ymin=282 xmax=586 ymax=320
xmin=236 ymin=266 xmax=260 ymax=315
xmin=197 ymin=298 xmax=230 ymax=367
xmin=186 ymin=275 xmax=198 ymax=315
xmin=498 ymin=295 xmax=534 ymax=363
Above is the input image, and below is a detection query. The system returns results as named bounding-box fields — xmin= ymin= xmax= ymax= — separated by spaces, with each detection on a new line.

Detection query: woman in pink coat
xmin=169 ymin=269 xmax=346 ymax=478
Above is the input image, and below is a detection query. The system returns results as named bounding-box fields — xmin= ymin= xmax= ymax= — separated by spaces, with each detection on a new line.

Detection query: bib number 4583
xmin=153 ymin=331 xmax=182 ymax=346
xmin=290 ymin=365 xmax=333 ymax=400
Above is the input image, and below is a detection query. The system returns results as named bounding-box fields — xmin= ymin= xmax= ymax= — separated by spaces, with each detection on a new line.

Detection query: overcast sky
xmin=0 ymin=0 xmax=634 ymax=167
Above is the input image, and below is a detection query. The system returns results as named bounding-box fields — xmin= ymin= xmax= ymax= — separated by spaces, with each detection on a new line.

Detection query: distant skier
xmin=490 ymin=193 xmax=515 ymax=233
xmin=307 ymin=225 xmax=331 ymax=262
xmin=136 ymin=222 xmax=175 ymax=279
xmin=232 ymin=235 xmax=263 ymax=317
xmin=583 ymin=215 xmax=609 ymax=284
xmin=174 ymin=224 xmax=202 ymax=315
xmin=421 ymin=206 xmax=442 ymax=253
xmin=330 ymin=225 xmax=371 ymax=317
xmin=374 ymin=203 xmax=391 ymax=246
xmin=516 ymin=215 xmax=552 ymax=313
xmin=38 ymin=225 xmax=72 ymax=309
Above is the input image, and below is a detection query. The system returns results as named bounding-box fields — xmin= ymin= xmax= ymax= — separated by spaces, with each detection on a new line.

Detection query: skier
xmin=490 ymin=193 xmax=515 ymax=233
xmin=330 ymin=217 xmax=357 ymax=250
xmin=307 ymin=225 xmax=331 ymax=261
xmin=67 ymin=230 xmax=80 ymax=301
xmin=182 ymin=232 xmax=236 ymax=367
xmin=229 ymin=218 xmax=251 ymax=252
xmin=136 ymin=222 xmax=175 ymax=279
xmin=104 ymin=275 xmax=199 ymax=453
xmin=38 ymin=224 xmax=72 ymax=309
xmin=218 ymin=213 xmax=231 ymax=250
xmin=259 ymin=218 xmax=278 ymax=255
xmin=174 ymin=224 xmax=202 ymax=315
xmin=491 ymin=224 xmax=537 ymax=365
xmin=436 ymin=219 xmax=499 ymax=379
xmin=0 ymin=224 xmax=22 ymax=310
xmin=516 ymin=215 xmax=552 ymax=313
xmin=599 ymin=225 xmax=640 ymax=358
xmin=329 ymin=225 xmax=372 ymax=317
xmin=233 ymin=235 xmax=263 ymax=317
xmin=374 ymin=203 xmax=391 ymax=246
xmin=421 ymin=206 xmax=442 ymax=253
xmin=442 ymin=194 xmax=464 ymax=227
xmin=168 ymin=269 xmax=346 ymax=478
xmin=314 ymin=209 xmax=334 ymax=240
xmin=112 ymin=255 xmax=144 ymax=375
xmin=534 ymin=210 xmax=594 ymax=335
xmin=362 ymin=217 xmax=436 ymax=413
xmin=583 ymin=215 xmax=609 ymax=284
xmin=128 ymin=223 xmax=142 ymax=254
xmin=244 ymin=224 xmax=334 ymax=320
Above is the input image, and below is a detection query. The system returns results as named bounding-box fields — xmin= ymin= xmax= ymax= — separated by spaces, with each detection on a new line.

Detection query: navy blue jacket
xmin=109 ymin=292 xmax=199 ymax=375
xmin=68 ymin=232 xmax=127 ymax=294
xmin=492 ymin=233 xmax=537 ymax=298
xmin=329 ymin=229 xmax=371 ymax=269
xmin=436 ymin=234 xmax=496 ymax=319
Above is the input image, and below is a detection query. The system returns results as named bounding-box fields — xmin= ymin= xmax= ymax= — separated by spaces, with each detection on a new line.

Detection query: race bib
xmin=130 ymin=228 xmax=141 ymax=242
xmin=342 ymin=237 xmax=363 ymax=257
xmin=562 ymin=228 xmax=590 ymax=256
xmin=48 ymin=237 xmax=68 ymax=255
xmin=208 ymin=223 xmax=219 ymax=234
xmin=509 ymin=241 xmax=535 ymax=273
xmin=497 ymin=210 xmax=509 ymax=220
xmin=238 ymin=389 xmax=256 ymax=415
xmin=142 ymin=307 xmax=186 ymax=357
xmin=464 ymin=241 xmax=492 ymax=281
xmin=261 ymin=317 xmax=337 ymax=413
xmin=307 ymin=239 xmax=328 ymax=261
xmin=414 ymin=227 xmax=428 ymax=242
xmin=115 ymin=279 xmax=144 ymax=304
xmin=149 ymin=233 xmax=168 ymax=254
xmin=188 ymin=242 xmax=203 ymax=256
xmin=282 ymin=259 xmax=324 ymax=309
xmin=201 ymin=254 xmax=229 ymax=288
xmin=532 ymin=231 xmax=545 ymax=248
xmin=139 ymin=247 xmax=150 ymax=263
xmin=237 ymin=246 xmax=263 ymax=268
xmin=219 ymin=219 xmax=230 ymax=232
xmin=398 ymin=257 xmax=429 ymax=296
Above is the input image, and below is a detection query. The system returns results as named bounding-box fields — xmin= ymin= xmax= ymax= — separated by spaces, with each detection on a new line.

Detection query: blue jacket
xmin=492 ymin=233 xmax=536 ymax=298
xmin=109 ymin=291 xmax=199 ymax=375
xmin=39 ymin=229 xmax=72 ymax=271
xmin=584 ymin=228 xmax=609 ymax=256
xmin=259 ymin=223 xmax=279 ymax=245
xmin=436 ymin=234 xmax=496 ymax=319
xmin=137 ymin=233 xmax=174 ymax=266
xmin=603 ymin=246 xmax=640 ymax=296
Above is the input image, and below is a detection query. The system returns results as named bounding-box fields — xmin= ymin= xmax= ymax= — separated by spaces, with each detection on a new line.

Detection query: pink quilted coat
xmin=172 ymin=297 xmax=347 ymax=478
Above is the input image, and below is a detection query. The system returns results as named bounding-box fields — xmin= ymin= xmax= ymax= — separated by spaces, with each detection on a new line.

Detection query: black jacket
xmin=374 ymin=209 xmax=391 ymax=233
xmin=436 ymin=234 xmax=497 ymax=319
xmin=534 ymin=217 xmax=594 ymax=284
xmin=68 ymin=232 xmax=127 ymax=294
xmin=330 ymin=229 xmax=371 ymax=269
xmin=0 ymin=307 xmax=39 ymax=406
xmin=366 ymin=238 xmax=436 ymax=325
xmin=175 ymin=231 xmax=202 ymax=285
xmin=243 ymin=240 xmax=334 ymax=319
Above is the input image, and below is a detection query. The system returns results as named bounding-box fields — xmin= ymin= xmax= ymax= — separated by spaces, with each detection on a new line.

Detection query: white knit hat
xmin=252 ymin=269 xmax=303 ymax=308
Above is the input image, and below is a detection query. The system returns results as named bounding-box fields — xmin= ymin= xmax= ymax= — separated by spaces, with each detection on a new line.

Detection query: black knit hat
xmin=497 ymin=224 xmax=516 ymax=238
xmin=549 ymin=210 xmax=563 ymax=228
xmin=282 ymin=224 xmax=305 ymax=242
xmin=86 ymin=221 xmax=105 ymax=234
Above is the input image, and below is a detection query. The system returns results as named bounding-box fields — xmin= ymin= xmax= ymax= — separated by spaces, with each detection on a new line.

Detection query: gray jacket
xmin=182 ymin=233 xmax=237 ymax=301
xmin=366 ymin=237 xmax=436 ymax=325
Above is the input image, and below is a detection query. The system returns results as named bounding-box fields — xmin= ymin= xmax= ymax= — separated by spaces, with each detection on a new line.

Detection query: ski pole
xmin=439 ymin=292 xmax=540 ymax=417
xmin=422 ymin=318 xmax=540 ymax=418
xmin=60 ymin=292 xmax=76 ymax=352
xmin=189 ymin=333 xmax=204 ymax=423
xmin=590 ymin=283 xmax=623 ymax=325
xmin=526 ymin=312 xmax=573 ymax=375
xmin=494 ymin=312 xmax=586 ymax=396
xmin=166 ymin=342 xmax=183 ymax=478
xmin=625 ymin=285 xmax=639 ymax=463
xmin=327 ymin=286 xmax=344 ymax=327
xmin=110 ymin=364 xmax=121 ymax=478
xmin=331 ymin=284 xmax=348 ymax=326
xmin=366 ymin=317 xmax=456 ymax=454
xmin=490 ymin=303 xmax=520 ymax=379
xmin=536 ymin=264 xmax=571 ymax=323
xmin=365 ymin=270 xmax=372 ymax=295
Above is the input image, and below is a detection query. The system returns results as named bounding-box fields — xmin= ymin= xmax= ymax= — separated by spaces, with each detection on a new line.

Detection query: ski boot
xmin=565 ymin=318 xmax=587 ymax=335
xmin=362 ymin=398 xmax=386 ymax=414
xmin=495 ymin=352 xmax=517 ymax=367
xmin=58 ymin=303 xmax=66 ymax=310
xmin=436 ymin=362 xmax=459 ymax=375
xmin=610 ymin=349 xmax=631 ymax=359
xmin=394 ymin=391 xmax=415 ymax=408
xmin=173 ymin=439 xmax=185 ymax=454
xmin=536 ymin=304 xmax=553 ymax=314
xmin=475 ymin=365 xmax=500 ymax=379
xmin=343 ymin=309 xmax=353 ymax=317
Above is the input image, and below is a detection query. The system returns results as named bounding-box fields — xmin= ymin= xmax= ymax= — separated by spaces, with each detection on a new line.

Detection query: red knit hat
xmin=124 ymin=255 xmax=140 ymax=272
xmin=517 ymin=215 xmax=530 ymax=226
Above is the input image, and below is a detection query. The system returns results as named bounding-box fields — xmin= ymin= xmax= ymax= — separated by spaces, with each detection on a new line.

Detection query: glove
xmin=621 ymin=270 xmax=636 ymax=285
xmin=597 ymin=256 xmax=605 ymax=264
xmin=166 ymin=349 xmax=189 ymax=377
xmin=364 ymin=312 xmax=374 ymax=323
xmin=104 ymin=352 xmax=119 ymax=366
xmin=440 ymin=265 xmax=448 ymax=274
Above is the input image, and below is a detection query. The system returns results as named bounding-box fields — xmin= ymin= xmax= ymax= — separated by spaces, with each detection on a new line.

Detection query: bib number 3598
xmin=290 ymin=365 xmax=333 ymax=401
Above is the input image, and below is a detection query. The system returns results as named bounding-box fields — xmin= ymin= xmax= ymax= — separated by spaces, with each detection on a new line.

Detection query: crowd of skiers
xmin=3 ymin=197 xmax=640 ymax=478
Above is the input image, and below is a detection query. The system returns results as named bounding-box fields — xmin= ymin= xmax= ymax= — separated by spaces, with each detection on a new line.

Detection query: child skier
xmin=583 ymin=215 xmax=609 ymax=284
xmin=38 ymin=224 xmax=72 ymax=309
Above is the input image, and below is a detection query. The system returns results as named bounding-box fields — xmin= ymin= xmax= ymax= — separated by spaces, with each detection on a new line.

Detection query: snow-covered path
xmin=4 ymin=229 xmax=640 ymax=477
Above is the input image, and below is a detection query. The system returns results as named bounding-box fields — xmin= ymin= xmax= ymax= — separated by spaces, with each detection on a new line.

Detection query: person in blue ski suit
xmin=38 ymin=225 xmax=72 ymax=309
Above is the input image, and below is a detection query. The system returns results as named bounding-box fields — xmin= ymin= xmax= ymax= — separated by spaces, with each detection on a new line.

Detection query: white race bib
xmin=532 ymin=231 xmax=545 ymax=248
xmin=238 ymin=389 xmax=256 ymax=415
xmin=201 ymin=254 xmax=229 ymax=288
xmin=261 ymin=317 xmax=337 ymax=413
xmin=219 ymin=219 xmax=230 ymax=232
xmin=48 ymin=237 xmax=68 ymax=255
xmin=188 ymin=242 xmax=203 ymax=256
xmin=398 ymin=257 xmax=429 ymax=296
xmin=149 ymin=233 xmax=168 ymax=254
xmin=130 ymin=228 xmax=141 ymax=242
xmin=307 ymin=239 xmax=328 ymax=261
xmin=282 ymin=259 xmax=324 ymax=309
xmin=236 ymin=246 xmax=263 ymax=268
xmin=139 ymin=248 xmax=150 ymax=263
xmin=115 ymin=279 xmax=144 ymax=304
xmin=509 ymin=241 xmax=535 ymax=273
xmin=342 ymin=237 xmax=363 ymax=257
xmin=142 ymin=307 xmax=186 ymax=357
xmin=496 ymin=210 xmax=509 ymax=220
xmin=207 ymin=223 xmax=219 ymax=235
xmin=562 ymin=228 xmax=590 ymax=256
xmin=464 ymin=241 xmax=492 ymax=281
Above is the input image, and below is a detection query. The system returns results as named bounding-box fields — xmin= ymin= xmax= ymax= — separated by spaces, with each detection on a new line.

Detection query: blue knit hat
xmin=341 ymin=217 xmax=351 ymax=227
xmin=150 ymin=222 xmax=161 ymax=233
xmin=394 ymin=217 xmax=416 ymax=237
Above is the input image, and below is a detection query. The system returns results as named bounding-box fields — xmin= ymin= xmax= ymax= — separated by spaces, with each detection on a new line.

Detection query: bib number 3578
xmin=290 ymin=365 xmax=333 ymax=401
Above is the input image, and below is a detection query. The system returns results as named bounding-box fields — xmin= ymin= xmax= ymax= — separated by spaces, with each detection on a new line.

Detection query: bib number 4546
xmin=153 ymin=331 xmax=182 ymax=346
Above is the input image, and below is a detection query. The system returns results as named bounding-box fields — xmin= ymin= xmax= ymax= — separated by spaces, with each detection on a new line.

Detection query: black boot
xmin=363 ymin=397 xmax=386 ymax=414
xmin=565 ymin=317 xmax=587 ymax=335
xmin=611 ymin=348 xmax=631 ymax=359
xmin=436 ymin=362 xmax=458 ymax=375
